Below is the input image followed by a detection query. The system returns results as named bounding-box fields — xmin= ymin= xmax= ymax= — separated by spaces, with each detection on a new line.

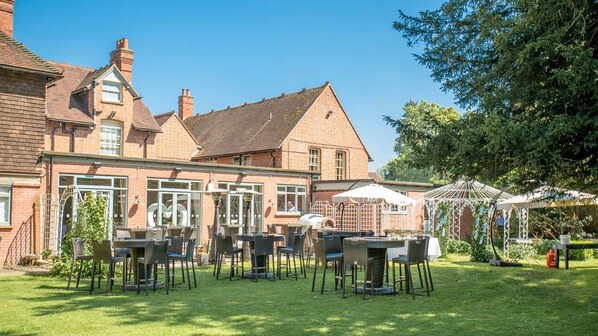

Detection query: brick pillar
xmin=178 ymin=89 xmax=194 ymax=121
xmin=110 ymin=38 xmax=134 ymax=83
xmin=0 ymin=0 xmax=15 ymax=37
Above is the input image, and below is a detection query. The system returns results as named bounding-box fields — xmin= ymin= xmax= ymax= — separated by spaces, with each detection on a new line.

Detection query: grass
xmin=1 ymin=255 xmax=597 ymax=335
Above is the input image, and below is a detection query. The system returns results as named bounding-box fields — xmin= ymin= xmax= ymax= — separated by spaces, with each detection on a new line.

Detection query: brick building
xmin=0 ymin=0 xmax=62 ymax=264
xmin=38 ymin=37 xmax=319 ymax=257
xmin=185 ymin=83 xmax=372 ymax=182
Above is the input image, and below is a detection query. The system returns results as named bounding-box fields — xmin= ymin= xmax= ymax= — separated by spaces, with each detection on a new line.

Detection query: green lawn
xmin=1 ymin=256 xmax=597 ymax=335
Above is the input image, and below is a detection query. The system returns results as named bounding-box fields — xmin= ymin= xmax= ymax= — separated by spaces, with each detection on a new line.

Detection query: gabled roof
xmin=154 ymin=111 xmax=175 ymax=126
xmin=72 ymin=63 xmax=140 ymax=98
xmin=185 ymin=84 xmax=328 ymax=157
xmin=132 ymin=98 xmax=161 ymax=132
xmin=47 ymin=62 xmax=161 ymax=131
xmin=153 ymin=111 xmax=199 ymax=144
xmin=0 ymin=31 xmax=62 ymax=78
xmin=46 ymin=63 xmax=94 ymax=125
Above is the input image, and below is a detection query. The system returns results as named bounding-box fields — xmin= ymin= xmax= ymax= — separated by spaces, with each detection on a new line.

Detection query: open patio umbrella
xmin=497 ymin=186 xmax=597 ymax=210
xmin=332 ymin=184 xmax=416 ymax=230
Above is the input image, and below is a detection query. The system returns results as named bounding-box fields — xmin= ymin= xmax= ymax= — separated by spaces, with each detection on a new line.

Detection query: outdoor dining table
xmin=351 ymin=237 xmax=406 ymax=295
xmin=236 ymin=233 xmax=285 ymax=279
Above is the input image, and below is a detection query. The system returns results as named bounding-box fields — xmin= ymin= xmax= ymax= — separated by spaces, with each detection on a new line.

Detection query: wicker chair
xmin=277 ymin=232 xmax=307 ymax=280
xmin=67 ymin=238 xmax=93 ymax=290
xmin=89 ymin=240 xmax=126 ymax=294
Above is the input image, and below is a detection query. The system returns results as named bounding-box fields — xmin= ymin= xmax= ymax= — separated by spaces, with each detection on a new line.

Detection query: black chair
xmin=137 ymin=240 xmax=170 ymax=295
xmin=250 ymin=235 xmax=276 ymax=282
xmin=114 ymin=230 xmax=132 ymax=280
xmin=311 ymin=236 xmax=344 ymax=294
xmin=167 ymin=236 xmax=185 ymax=285
xmin=214 ymin=234 xmax=244 ymax=280
xmin=89 ymin=240 xmax=126 ymax=294
xmin=277 ymin=233 xmax=307 ymax=280
xmin=392 ymin=238 xmax=430 ymax=299
xmin=342 ymin=239 xmax=374 ymax=299
xmin=169 ymin=238 xmax=197 ymax=289
xmin=421 ymin=235 xmax=434 ymax=291
xmin=67 ymin=238 xmax=93 ymax=290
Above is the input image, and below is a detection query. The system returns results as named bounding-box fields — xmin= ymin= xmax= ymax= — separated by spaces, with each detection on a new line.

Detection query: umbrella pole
xmin=339 ymin=203 xmax=344 ymax=230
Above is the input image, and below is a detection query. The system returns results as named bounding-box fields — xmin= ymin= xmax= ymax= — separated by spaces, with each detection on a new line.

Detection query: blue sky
xmin=14 ymin=0 xmax=457 ymax=172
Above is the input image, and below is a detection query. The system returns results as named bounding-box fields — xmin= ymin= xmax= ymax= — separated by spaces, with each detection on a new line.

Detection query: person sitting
xmin=287 ymin=201 xmax=297 ymax=212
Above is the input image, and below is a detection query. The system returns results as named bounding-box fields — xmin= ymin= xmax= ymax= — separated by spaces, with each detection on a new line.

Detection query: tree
xmin=381 ymin=100 xmax=459 ymax=183
xmin=393 ymin=0 xmax=598 ymax=192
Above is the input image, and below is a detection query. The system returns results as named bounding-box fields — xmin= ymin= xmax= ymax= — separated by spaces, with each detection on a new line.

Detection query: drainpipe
xmin=50 ymin=123 xmax=62 ymax=151
xmin=143 ymin=132 xmax=151 ymax=158
xmin=270 ymin=150 xmax=277 ymax=167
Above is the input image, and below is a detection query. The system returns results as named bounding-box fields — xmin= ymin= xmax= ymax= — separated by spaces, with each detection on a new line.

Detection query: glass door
xmin=159 ymin=192 xmax=191 ymax=226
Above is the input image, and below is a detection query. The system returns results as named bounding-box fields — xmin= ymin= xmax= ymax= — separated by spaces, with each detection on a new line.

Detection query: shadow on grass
xmin=2 ymin=259 xmax=598 ymax=335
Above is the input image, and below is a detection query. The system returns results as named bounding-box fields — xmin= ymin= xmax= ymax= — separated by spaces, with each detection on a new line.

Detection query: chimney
xmin=178 ymin=89 xmax=194 ymax=121
xmin=0 ymin=0 xmax=15 ymax=37
xmin=110 ymin=38 xmax=134 ymax=82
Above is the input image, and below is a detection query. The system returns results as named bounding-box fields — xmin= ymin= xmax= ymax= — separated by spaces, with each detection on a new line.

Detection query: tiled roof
xmin=72 ymin=64 xmax=111 ymax=92
xmin=46 ymin=62 xmax=161 ymax=131
xmin=46 ymin=63 xmax=94 ymax=125
xmin=153 ymin=111 xmax=175 ymax=127
xmin=0 ymin=31 xmax=61 ymax=77
xmin=185 ymin=84 xmax=328 ymax=157
xmin=132 ymin=98 xmax=161 ymax=132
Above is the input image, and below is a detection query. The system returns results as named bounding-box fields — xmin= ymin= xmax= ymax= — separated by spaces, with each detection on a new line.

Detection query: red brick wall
xmin=44 ymin=160 xmax=310 ymax=246
xmin=148 ymin=116 xmax=198 ymax=161
xmin=45 ymin=80 xmax=197 ymax=162
xmin=0 ymin=182 xmax=39 ymax=265
xmin=0 ymin=69 xmax=46 ymax=174
xmin=283 ymin=86 xmax=369 ymax=180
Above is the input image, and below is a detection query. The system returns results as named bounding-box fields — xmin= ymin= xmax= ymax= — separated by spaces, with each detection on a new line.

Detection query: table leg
xmin=564 ymin=247 xmax=569 ymax=270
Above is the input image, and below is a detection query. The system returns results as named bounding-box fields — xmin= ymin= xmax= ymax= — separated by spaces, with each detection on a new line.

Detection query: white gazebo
xmin=424 ymin=179 xmax=514 ymax=240
xmin=496 ymin=186 xmax=597 ymax=254
xmin=332 ymin=184 xmax=417 ymax=234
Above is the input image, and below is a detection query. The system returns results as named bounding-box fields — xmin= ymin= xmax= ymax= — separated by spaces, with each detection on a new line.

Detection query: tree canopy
xmin=392 ymin=0 xmax=598 ymax=192
xmin=381 ymin=100 xmax=458 ymax=183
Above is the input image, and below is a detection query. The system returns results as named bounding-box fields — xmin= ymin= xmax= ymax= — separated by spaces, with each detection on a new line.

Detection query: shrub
xmin=535 ymin=240 xmax=557 ymax=255
xmin=471 ymin=245 xmax=494 ymax=263
xmin=509 ymin=243 xmax=536 ymax=260
xmin=446 ymin=239 xmax=471 ymax=254
xmin=567 ymin=241 xmax=595 ymax=261
xmin=50 ymin=194 xmax=109 ymax=278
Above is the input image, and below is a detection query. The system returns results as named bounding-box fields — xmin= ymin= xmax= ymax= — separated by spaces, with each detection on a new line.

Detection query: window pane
xmin=59 ymin=176 xmax=74 ymax=186
xmin=161 ymin=181 xmax=189 ymax=190
xmin=100 ymin=125 xmax=122 ymax=156
xmin=76 ymin=178 xmax=112 ymax=187
xmin=114 ymin=178 xmax=127 ymax=188
xmin=102 ymin=82 xmax=121 ymax=102
xmin=147 ymin=179 xmax=159 ymax=189
xmin=0 ymin=194 xmax=9 ymax=223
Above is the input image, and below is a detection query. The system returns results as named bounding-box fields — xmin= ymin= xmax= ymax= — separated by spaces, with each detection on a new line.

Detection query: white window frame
xmin=309 ymin=148 xmax=320 ymax=172
xmin=276 ymin=185 xmax=307 ymax=214
xmin=102 ymin=81 xmax=122 ymax=103
xmin=335 ymin=151 xmax=346 ymax=180
xmin=100 ymin=121 xmax=122 ymax=156
xmin=0 ymin=185 xmax=11 ymax=226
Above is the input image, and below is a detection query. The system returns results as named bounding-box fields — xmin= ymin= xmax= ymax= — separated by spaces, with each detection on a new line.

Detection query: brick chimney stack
xmin=110 ymin=38 xmax=134 ymax=83
xmin=178 ymin=89 xmax=194 ymax=121
xmin=0 ymin=0 xmax=15 ymax=37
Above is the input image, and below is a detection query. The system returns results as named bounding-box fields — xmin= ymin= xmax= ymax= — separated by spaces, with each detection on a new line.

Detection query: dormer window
xmin=102 ymin=81 xmax=122 ymax=103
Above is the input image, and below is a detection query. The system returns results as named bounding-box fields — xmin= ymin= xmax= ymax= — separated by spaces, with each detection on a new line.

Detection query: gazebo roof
xmin=423 ymin=179 xmax=513 ymax=202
